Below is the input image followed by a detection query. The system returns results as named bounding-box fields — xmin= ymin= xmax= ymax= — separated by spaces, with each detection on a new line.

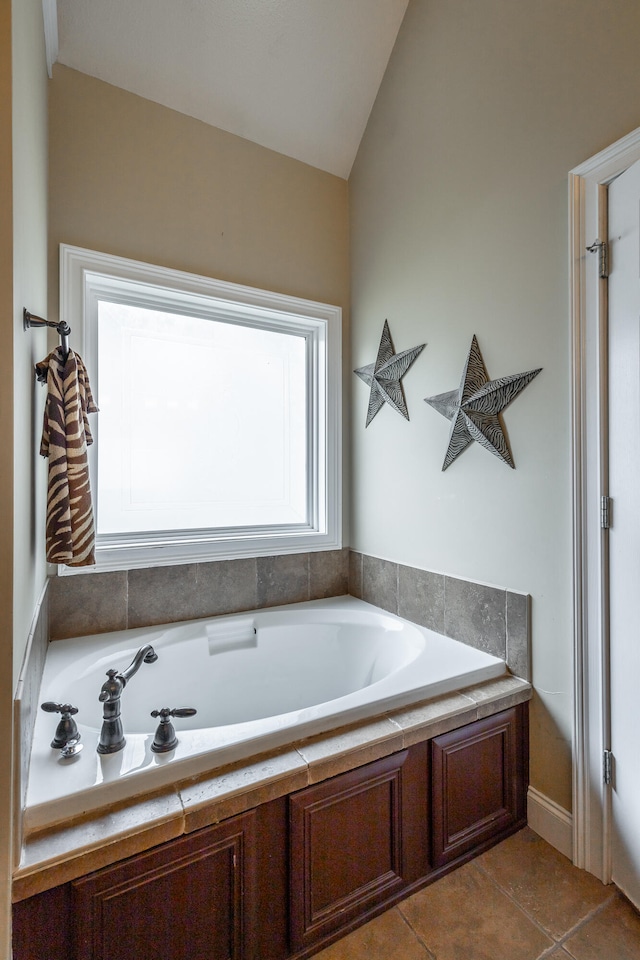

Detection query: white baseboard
xmin=527 ymin=786 xmax=573 ymax=860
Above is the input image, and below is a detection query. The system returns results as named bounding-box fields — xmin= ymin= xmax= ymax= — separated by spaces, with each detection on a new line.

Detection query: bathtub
xmin=26 ymin=596 xmax=506 ymax=832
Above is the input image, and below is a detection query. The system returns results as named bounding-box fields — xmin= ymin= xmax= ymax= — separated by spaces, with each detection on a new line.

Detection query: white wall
xmin=349 ymin=0 xmax=640 ymax=811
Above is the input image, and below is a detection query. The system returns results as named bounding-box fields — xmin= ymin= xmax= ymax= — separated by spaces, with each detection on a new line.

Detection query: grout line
xmin=125 ymin=568 xmax=129 ymax=630
xmin=395 ymin=905 xmax=437 ymax=959
xmin=548 ymin=892 xmax=619 ymax=949
xmin=458 ymin=860 xmax=556 ymax=952
xmin=472 ymin=857 xmax=618 ymax=950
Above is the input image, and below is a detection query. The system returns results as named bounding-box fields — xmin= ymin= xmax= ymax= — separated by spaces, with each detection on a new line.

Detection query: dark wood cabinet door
xmin=72 ymin=812 xmax=256 ymax=960
xmin=289 ymin=751 xmax=408 ymax=952
xmin=430 ymin=706 xmax=526 ymax=868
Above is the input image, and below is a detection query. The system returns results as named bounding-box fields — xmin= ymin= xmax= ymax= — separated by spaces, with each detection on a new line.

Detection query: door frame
xmin=570 ymin=125 xmax=640 ymax=882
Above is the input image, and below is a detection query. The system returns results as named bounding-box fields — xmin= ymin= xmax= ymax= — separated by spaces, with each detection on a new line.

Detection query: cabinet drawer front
xmin=289 ymin=752 xmax=408 ymax=951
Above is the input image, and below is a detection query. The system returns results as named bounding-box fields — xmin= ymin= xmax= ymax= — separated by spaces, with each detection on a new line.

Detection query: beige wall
xmin=48 ymin=64 xmax=350 ymax=546
xmin=0 ymin=0 xmax=13 ymax=946
xmin=48 ymin=65 xmax=349 ymax=321
xmin=350 ymin=0 xmax=640 ymax=811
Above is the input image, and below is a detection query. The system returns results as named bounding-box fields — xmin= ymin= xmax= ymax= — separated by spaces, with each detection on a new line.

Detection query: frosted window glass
xmin=97 ymin=301 xmax=307 ymax=534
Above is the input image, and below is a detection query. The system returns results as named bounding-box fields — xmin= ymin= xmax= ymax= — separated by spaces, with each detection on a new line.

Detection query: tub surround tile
xmin=181 ymin=749 xmax=309 ymax=832
xmin=351 ymin=553 xmax=530 ymax=678
xmin=506 ymin=591 xmax=531 ymax=681
xmin=46 ymin=551 xmax=531 ymax=680
xmin=194 ymin=557 xmax=258 ymax=618
xmin=257 ymin=553 xmax=310 ymax=607
xmin=362 ymin=555 xmax=398 ymax=614
xmin=310 ymin=548 xmax=349 ymax=600
xmin=296 ymin=717 xmax=404 ymax=783
xmin=398 ymin=564 xmax=445 ymax=634
xmin=349 ymin=550 xmax=363 ymax=599
xmin=444 ymin=577 xmax=506 ymax=660
xmin=14 ymin=586 xmax=49 ymax=868
xmin=49 ymin=570 xmax=128 ymax=640
xmin=127 ymin=563 xmax=201 ymax=628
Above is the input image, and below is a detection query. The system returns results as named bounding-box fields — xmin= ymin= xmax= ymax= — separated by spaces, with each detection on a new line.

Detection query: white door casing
xmin=607 ymin=158 xmax=640 ymax=908
xmin=570 ymin=126 xmax=640 ymax=885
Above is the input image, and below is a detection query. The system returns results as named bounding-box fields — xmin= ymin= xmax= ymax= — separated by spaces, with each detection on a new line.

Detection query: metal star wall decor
xmin=354 ymin=320 xmax=425 ymax=426
xmin=424 ymin=335 xmax=541 ymax=470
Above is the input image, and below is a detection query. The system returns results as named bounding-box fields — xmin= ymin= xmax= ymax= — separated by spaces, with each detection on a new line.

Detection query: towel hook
xmin=24 ymin=308 xmax=71 ymax=360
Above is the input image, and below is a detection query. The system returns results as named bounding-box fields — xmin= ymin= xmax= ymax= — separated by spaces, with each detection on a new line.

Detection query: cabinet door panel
xmin=72 ymin=813 xmax=256 ymax=960
xmin=289 ymin=752 xmax=407 ymax=952
xmin=431 ymin=708 xmax=522 ymax=868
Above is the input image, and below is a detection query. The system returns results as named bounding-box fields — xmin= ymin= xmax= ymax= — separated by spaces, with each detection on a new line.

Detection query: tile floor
xmin=314 ymin=827 xmax=640 ymax=960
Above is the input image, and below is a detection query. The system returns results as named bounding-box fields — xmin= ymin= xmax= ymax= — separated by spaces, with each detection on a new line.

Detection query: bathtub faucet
xmin=97 ymin=644 xmax=158 ymax=754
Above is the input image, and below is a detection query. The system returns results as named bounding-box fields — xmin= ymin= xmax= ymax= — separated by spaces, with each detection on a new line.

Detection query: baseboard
xmin=527 ymin=786 xmax=573 ymax=860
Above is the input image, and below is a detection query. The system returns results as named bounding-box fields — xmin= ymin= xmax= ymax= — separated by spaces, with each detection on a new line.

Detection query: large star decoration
xmin=424 ymin=335 xmax=541 ymax=470
xmin=354 ymin=320 xmax=425 ymax=426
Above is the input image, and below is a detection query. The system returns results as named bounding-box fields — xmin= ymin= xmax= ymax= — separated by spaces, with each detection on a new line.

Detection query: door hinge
xmin=587 ymin=239 xmax=609 ymax=279
xmin=604 ymin=749 xmax=613 ymax=786
xmin=600 ymin=495 xmax=612 ymax=529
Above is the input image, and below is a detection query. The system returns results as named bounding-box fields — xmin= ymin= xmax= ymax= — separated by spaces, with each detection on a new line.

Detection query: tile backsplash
xmin=48 ymin=550 xmax=350 ymax=640
xmin=349 ymin=552 xmax=530 ymax=682
xmin=47 ymin=549 xmax=530 ymax=681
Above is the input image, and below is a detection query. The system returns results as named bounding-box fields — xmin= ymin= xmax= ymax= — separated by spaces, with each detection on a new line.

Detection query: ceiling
xmin=54 ymin=0 xmax=410 ymax=179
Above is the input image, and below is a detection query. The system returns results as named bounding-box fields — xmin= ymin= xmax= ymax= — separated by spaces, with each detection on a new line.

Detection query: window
xmin=60 ymin=245 xmax=342 ymax=571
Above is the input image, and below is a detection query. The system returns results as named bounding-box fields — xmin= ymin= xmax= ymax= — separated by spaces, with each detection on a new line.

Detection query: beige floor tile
xmin=399 ymin=861 xmax=553 ymax=960
xmin=476 ymin=827 xmax=612 ymax=938
xmin=563 ymin=895 xmax=640 ymax=960
xmin=313 ymin=908 xmax=432 ymax=960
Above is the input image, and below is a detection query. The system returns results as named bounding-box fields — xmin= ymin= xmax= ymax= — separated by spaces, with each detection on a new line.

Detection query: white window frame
xmin=59 ymin=244 xmax=342 ymax=572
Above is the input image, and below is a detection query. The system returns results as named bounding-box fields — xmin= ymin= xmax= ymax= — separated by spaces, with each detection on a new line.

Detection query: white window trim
xmin=58 ymin=244 xmax=342 ymax=573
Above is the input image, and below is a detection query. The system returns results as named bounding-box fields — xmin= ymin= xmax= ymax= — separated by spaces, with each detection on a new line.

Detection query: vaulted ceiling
xmin=52 ymin=0 xmax=410 ymax=178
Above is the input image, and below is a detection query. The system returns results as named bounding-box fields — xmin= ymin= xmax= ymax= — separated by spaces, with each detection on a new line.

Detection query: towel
xmin=35 ymin=347 xmax=98 ymax=567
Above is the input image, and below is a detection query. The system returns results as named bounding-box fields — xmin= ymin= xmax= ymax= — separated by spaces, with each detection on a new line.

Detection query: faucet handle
xmin=150 ymin=707 xmax=197 ymax=753
xmin=41 ymin=701 xmax=82 ymax=750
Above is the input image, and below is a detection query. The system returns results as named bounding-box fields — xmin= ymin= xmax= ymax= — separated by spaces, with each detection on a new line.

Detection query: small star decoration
xmin=424 ymin=335 xmax=541 ymax=470
xmin=354 ymin=320 xmax=425 ymax=426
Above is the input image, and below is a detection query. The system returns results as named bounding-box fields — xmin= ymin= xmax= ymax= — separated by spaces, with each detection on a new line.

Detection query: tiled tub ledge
xmin=13 ymin=675 xmax=531 ymax=902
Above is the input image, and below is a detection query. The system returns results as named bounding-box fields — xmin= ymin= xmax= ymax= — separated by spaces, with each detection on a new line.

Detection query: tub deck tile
xmin=13 ymin=790 xmax=184 ymax=902
xmin=180 ymin=748 xmax=309 ymax=833
xmin=14 ymin=678 xmax=532 ymax=902
xmin=296 ymin=717 xmax=404 ymax=783
xmin=390 ymin=692 xmax=479 ymax=748
xmin=458 ymin=676 xmax=532 ymax=719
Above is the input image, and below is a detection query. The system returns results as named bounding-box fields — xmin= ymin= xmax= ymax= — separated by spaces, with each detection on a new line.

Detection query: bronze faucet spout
xmin=97 ymin=645 xmax=158 ymax=754
xmin=119 ymin=644 xmax=158 ymax=685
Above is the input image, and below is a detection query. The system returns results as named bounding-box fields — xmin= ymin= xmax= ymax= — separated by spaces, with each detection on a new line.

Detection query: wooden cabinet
xmin=13 ymin=705 xmax=527 ymax=960
xmin=430 ymin=707 xmax=527 ymax=868
xmin=290 ymin=750 xmax=413 ymax=951
xmin=73 ymin=812 xmax=256 ymax=960
xmin=13 ymin=800 xmax=290 ymax=960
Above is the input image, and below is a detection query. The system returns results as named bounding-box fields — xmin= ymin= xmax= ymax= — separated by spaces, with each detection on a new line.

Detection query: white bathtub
xmin=26 ymin=596 xmax=506 ymax=831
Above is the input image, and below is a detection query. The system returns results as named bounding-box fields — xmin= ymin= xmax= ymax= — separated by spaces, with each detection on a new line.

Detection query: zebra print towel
xmin=35 ymin=347 xmax=98 ymax=567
